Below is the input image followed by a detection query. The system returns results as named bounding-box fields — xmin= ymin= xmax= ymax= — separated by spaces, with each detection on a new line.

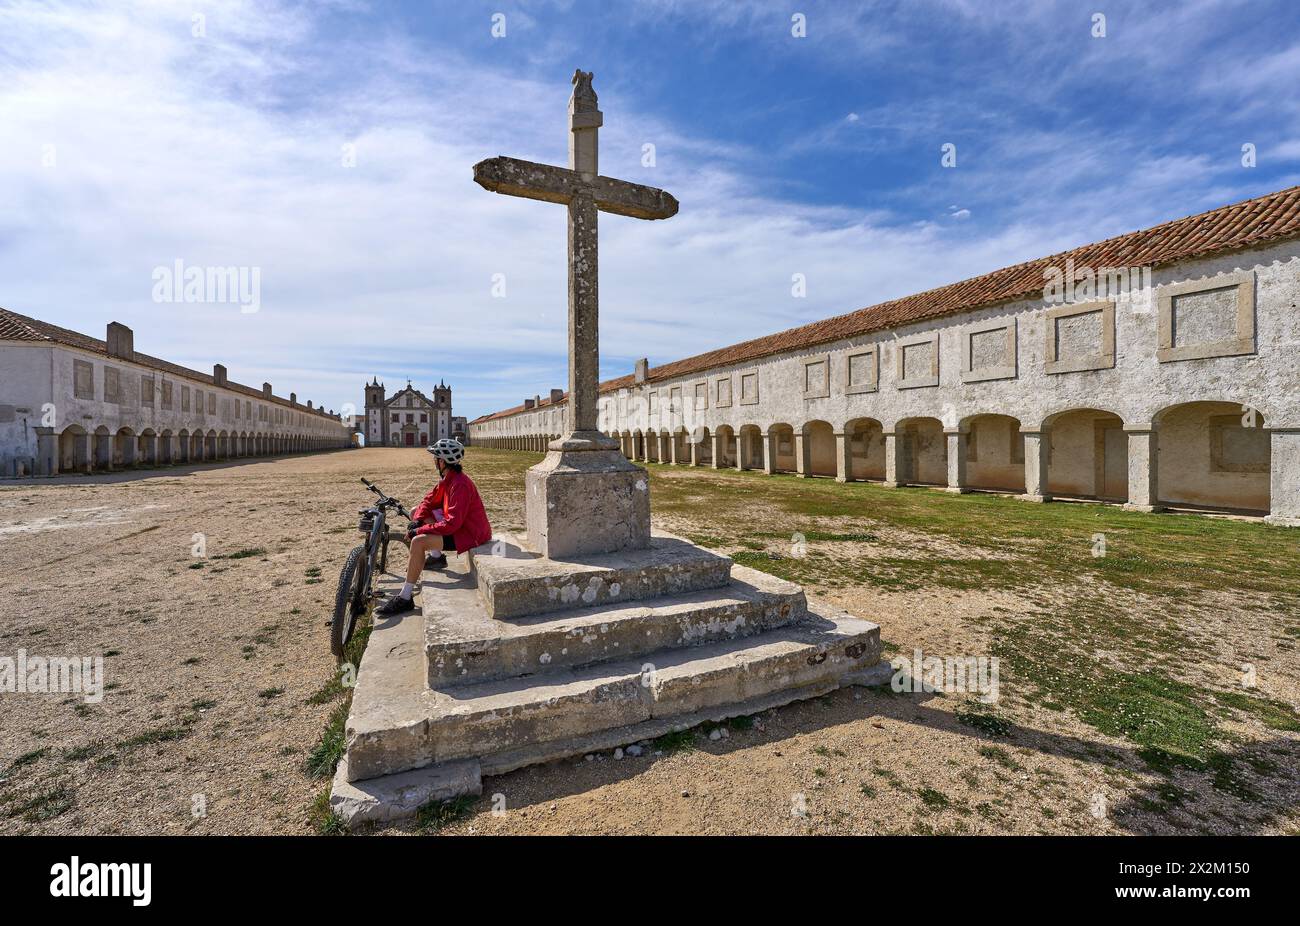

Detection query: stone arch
xmin=844 ymin=417 xmax=885 ymax=481
xmin=1152 ymin=401 xmax=1269 ymax=513
xmin=800 ymin=420 xmax=836 ymax=477
xmin=894 ymin=416 xmax=946 ymax=486
xmin=58 ymin=424 xmax=90 ymax=473
xmin=766 ymin=423 xmax=797 ymax=474
xmin=960 ymin=413 xmax=1026 ymax=492
xmin=693 ymin=426 xmax=713 ymax=466
xmin=713 ymin=424 xmax=736 ymax=468
xmin=137 ymin=428 xmax=158 ymax=467
xmin=671 ymin=426 xmax=690 ymax=465
xmin=1040 ymin=408 xmax=1127 ymax=501
xmin=113 ymin=427 xmax=136 ymax=468
xmin=737 ymin=424 xmax=763 ymax=470
xmin=205 ymin=429 xmax=218 ymax=459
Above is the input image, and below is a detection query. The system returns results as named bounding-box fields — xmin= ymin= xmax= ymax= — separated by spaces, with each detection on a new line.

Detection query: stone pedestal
xmin=525 ymin=431 xmax=651 ymax=560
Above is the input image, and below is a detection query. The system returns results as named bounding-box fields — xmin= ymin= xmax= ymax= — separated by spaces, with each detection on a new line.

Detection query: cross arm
xmin=473 ymin=156 xmax=679 ymax=220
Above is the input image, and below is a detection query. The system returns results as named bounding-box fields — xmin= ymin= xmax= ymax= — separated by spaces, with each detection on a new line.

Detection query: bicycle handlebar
xmin=358 ymin=476 xmax=410 ymax=520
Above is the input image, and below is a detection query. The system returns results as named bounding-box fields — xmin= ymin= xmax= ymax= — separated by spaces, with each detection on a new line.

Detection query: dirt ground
xmin=1 ymin=447 xmax=1297 ymax=836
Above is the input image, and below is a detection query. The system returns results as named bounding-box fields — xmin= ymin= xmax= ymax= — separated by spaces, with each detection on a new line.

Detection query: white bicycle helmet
xmin=427 ymin=438 xmax=465 ymax=464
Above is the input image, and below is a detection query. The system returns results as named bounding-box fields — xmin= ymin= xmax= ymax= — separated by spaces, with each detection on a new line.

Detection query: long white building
xmin=471 ymin=186 xmax=1300 ymax=526
xmin=0 ymin=312 xmax=352 ymax=477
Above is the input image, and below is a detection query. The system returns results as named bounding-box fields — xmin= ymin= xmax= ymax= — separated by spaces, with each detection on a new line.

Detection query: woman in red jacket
xmin=377 ymin=439 xmax=492 ymax=616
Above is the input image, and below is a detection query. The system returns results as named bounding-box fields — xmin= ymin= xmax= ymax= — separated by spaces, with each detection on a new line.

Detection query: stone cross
xmin=472 ymin=70 xmax=678 ymax=559
xmin=473 ymin=69 xmax=678 ymax=449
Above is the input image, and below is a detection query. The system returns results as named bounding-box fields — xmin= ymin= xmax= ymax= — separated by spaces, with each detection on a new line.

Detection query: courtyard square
xmin=2 ymin=447 xmax=1295 ymax=835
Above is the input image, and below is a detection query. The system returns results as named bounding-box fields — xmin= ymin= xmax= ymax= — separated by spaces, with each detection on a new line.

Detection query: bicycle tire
xmin=330 ymin=545 xmax=367 ymax=657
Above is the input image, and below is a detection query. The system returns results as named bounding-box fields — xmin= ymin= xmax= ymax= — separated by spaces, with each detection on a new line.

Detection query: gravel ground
xmin=1 ymin=447 xmax=1296 ymax=836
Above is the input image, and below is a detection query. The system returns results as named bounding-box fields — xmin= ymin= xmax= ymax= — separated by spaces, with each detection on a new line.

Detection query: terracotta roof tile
xmin=0 ymin=307 xmax=339 ymax=417
xmin=472 ymin=184 xmax=1300 ymax=425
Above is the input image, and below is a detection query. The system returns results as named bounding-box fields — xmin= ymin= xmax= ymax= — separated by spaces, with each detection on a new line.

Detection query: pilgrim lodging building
xmin=470 ymin=185 xmax=1300 ymax=526
xmin=0 ymin=310 xmax=353 ymax=477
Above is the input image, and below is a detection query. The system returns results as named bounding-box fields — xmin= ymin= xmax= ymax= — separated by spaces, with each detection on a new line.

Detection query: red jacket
xmin=410 ymin=469 xmax=492 ymax=554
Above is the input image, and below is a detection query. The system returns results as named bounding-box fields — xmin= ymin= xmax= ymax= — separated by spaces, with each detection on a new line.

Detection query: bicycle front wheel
xmin=330 ymin=545 xmax=367 ymax=658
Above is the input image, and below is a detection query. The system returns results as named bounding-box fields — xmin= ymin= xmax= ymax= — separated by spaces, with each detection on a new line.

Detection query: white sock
xmin=399 ymin=582 xmax=415 ymax=599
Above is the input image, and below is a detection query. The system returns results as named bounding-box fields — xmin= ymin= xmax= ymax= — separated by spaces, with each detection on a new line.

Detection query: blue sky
xmin=2 ymin=0 xmax=1298 ymax=420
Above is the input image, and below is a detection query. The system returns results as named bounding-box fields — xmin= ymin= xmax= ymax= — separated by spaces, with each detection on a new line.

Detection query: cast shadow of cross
xmin=470 ymin=683 xmax=1300 ymax=833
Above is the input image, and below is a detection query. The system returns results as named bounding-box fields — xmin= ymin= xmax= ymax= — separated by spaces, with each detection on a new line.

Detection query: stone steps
xmin=469 ymin=532 xmax=732 ymax=620
xmin=344 ymin=590 xmax=880 ymax=782
xmin=425 ymin=562 xmax=807 ymax=686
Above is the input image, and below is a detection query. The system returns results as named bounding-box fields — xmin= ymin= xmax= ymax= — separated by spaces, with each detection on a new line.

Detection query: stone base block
xmin=525 ymin=448 xmax=650 ymax=559
xmin=1016 ymin=493 xmax=1051 ymax=503
xmin=330 ymin=755 xmax=481 ymax=827
xmin=1263 ymin=514 xmax=1300 ymax=527
xmin=1122 ymin=503 xmax=1164 ymax=513
xmin=469 ymin=531 xmax=733 ymax=620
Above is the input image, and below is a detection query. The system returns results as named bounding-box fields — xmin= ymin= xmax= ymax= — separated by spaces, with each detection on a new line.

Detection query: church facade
xmin=363 ymin=378 xmax=458 ymax=447
xmin=470 ymin=185 xmax=1300 ymax=526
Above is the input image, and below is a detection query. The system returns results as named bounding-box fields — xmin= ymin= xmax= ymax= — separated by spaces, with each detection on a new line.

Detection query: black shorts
xmin=437 ymin=534 xmax=455 ymax=552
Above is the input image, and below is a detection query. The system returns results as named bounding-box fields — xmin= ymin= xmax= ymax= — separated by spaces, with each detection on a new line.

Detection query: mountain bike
xmin=330 ymin=477 xmax=411 ymax=657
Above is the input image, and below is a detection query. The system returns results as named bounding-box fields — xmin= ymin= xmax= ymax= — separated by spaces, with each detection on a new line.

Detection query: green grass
xmin=8 ymin=748 xmax=49 ymax=772
xmin=652 ymin=729 xmax=697 ymax=754
xmin=118 ymin=727 xmax=189 ymax=751
xmin=467 ymin=449 xmax=1300 ymax=812
xmin=415 ymin=795 xmax=477 ymax=832
xmin=955 ymin=707 xmax=1012 ymax=737
xmin=214 ymin=547 xmax=268 ymax=560
xmin=305 ymin=702 xmax=349 ymax=780
xmin=309 ymin=789 xmax=347 ymax=835
xmin=1215 ymin=690 xmax=1300 ymax=732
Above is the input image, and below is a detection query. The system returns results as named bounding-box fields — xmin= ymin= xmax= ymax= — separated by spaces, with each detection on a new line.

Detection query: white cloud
xmin=1 ymin=0 xmax=1295 ymax=420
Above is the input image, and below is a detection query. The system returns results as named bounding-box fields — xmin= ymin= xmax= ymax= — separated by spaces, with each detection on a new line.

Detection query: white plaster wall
xmin=473 ymin=239 xmax=1300 ymax=443
xmin=0 ymin=343 xmax=55 ymax=470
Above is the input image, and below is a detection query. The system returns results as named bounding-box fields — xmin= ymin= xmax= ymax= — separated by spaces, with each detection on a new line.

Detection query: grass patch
xmin=917 ymin=787 xmax=950 ymax=810
xmin=652 ymin=729 xmax=697 ymax=754
xmin=415 ymin=795 xmax=476 ymax=832
xmin=305 ymin=702 xmax=349 ymax=780
xmin=8 ymin=748 xmax=49 ymax=772
xmin=5 ymin=784 xmax=75 ymax=822
xmin=215 ymin=547 xmax=268 ymax=560
xmin=309 ymin=789 xmax=346 ymax=835
xmin=1215 ymin=690 xmax=1300 ymax=732
xmin=955 ymin=707 xmax=1012 ymax=737
xmin=118 ymin=727 xmax=189 ymax=751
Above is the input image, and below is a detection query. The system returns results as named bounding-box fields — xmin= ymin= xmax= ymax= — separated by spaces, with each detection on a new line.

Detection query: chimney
xmin=213 ymin=364 xmax=227 ymax=387
xmin=634 ymin=358 xmax=648 ymax=384
xmin=523 ymin=398 xmax=536 ymax=409
xmin=262 ymin=382 xmax=272 ymax=398
xmin=290 ymin=392 xmax=297 ymax=405
xmin=106 ymin=322 xmax=134 ymax=360
xmin=307 ymin=400 xmax=313 ymax=409
xmin=534 ymin=394 xmax=542 ymax=408
xmin=550 ymin=388 xmax=564 ymax=404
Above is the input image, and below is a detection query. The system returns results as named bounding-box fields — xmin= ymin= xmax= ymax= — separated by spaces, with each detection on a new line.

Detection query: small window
xmin=74 ymin=360 xmax=95 ymax=400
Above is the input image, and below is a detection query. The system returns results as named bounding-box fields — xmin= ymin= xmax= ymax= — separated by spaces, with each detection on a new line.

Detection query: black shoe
xmin=376 ymin=594 xmax=416 ymax=617
xmin=424 ymin=552 xmax=448 ymax=570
